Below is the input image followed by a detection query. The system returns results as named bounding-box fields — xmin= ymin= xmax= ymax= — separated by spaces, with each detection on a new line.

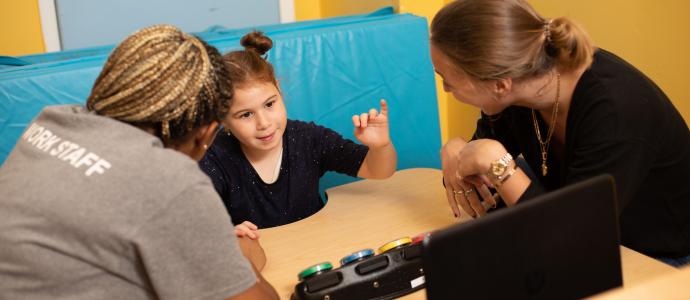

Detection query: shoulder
xmin=145 ymin=148 xmax=216 ymax=194
xmin=102 ymin=128 xmax=218 ymax=207
xmin=286 ymin=119 xmax=342 ymax=139
xmin=198 ymin=133 xmax=247 ymax=192
xmin=138 ymin=152 xmax=233 ymax=229
xmin=564 ymin=49 xmax=686 ymax=153
xmin=577 ymin=49 xmax=662 ymax=106
xmin=287 ymin=119 xmax=328 ymax=132
xmin=571 ymin=49 xmax=669 ymax=130
xmin=201 ymin=132 xmax=244 ymax=168
xmin=91 ymin=139 xmax=220 ymax=229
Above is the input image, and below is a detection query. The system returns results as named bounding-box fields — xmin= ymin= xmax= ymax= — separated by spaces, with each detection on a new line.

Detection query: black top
xmin=200 ymin=120 xmax=368 ymax=228
xmin=474 ymin=49 xmax=690 ymax=258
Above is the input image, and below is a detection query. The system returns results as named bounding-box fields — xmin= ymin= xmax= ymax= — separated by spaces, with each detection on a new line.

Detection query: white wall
xmin=51 ymin=0 xmax=288 ymax=50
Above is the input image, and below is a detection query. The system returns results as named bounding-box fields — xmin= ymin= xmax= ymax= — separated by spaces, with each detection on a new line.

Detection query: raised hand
xmin=352 ymin=99 xmax=391 ymax=149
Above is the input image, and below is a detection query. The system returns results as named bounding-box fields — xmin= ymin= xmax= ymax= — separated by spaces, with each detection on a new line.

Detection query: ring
xmin=464 ymin=189 xmax=474 ymax=198
xmin=453 ymin=190 xmax=463 ymax=195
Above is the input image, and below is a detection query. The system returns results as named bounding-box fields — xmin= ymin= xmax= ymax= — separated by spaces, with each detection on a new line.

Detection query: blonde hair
xmin=86 ymin=25 xmax=232 ymax=144
xmin=431 ymin=0 xmax=594 ymax=81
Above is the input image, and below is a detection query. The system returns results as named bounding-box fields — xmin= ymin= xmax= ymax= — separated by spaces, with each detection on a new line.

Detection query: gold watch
xmin=489 ymin=152 xmax=515 ymax=187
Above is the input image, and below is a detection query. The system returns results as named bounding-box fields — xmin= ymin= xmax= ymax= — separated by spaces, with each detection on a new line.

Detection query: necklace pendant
xmin=541 ymin=163 xmax=548 ymax=176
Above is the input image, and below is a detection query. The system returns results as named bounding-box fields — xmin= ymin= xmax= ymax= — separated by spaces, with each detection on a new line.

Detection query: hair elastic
xmin=544 ymin=19 xmax=554 ymax=43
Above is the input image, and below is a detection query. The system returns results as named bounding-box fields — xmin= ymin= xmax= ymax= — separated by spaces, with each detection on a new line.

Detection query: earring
xmin=202 ymin=144 xmax=208 ymax=150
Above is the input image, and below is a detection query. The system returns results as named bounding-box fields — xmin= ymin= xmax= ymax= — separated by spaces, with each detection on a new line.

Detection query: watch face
xmin=491 ymin=161 xmax=507 ymax=176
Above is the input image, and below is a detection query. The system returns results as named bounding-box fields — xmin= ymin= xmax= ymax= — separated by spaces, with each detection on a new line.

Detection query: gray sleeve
xmin=132 ymin=180 xmax=256 ymax=300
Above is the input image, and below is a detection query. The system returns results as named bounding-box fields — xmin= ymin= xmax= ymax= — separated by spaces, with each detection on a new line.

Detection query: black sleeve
xmin=515 ymin=159 xmax=546 ymax=201
xmin=306 ymin=122 xmax=368 ymax=177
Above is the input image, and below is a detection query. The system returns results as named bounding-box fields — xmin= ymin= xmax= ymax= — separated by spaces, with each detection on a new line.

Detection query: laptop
xmin=423 ymin=174 xmax=622 ymax=299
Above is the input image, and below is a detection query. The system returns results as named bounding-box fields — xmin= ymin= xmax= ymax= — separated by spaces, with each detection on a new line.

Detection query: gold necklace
xmin=531 ymin=73 xmax=560 ymax=176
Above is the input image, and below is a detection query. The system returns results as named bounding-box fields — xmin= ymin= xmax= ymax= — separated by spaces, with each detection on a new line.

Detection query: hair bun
xmin=240 ymin=31 xmax=273 ymax=56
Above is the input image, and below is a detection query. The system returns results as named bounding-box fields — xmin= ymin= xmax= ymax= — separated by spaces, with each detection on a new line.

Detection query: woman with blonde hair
xmin=0 ymin=25 xmax=278 ymax=299
xmin=431 ymin=0 xmax=690 ymax=266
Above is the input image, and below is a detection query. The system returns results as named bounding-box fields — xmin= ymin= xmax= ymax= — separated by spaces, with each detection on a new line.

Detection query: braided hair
xmin=86 ymin=25 xmax=232 ymax=145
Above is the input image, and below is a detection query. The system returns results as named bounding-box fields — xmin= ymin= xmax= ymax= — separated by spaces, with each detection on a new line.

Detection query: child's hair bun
xmin=240 ymin=31 xmax=273 ymax=56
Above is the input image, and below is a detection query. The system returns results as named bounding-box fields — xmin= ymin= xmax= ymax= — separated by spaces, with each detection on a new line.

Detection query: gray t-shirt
xmin=0 ymin=105 xmax=256 ymax=299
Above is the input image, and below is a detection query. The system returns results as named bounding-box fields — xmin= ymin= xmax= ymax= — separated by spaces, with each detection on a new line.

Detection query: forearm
xmin=227 ymin=263 xmax=279 ymax=300
xmin=440 ymin=138 xmax=467 ymax=167
xmin=250 ymin=263 xmax=279 ymax=299
xmin=358 ymin=143 xmax=397 ymax=179
xmin=443 ymin=137 xmax=468 ymax=152
xmin=494 ymin=164 xmax=531 ymax=206
xmin=466 ymin=139 xmax=530 ymax=206
xmin=238 ymin=237 xmax=267 ymax=272
xmin=229 ymin=238 xmax=278 ymax=300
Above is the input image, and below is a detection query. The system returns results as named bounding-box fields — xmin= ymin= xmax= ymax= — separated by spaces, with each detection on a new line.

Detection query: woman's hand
xmin=443 ymin=138 xmax=503 ymax=218
xmin=441 ymin=138 xmax=472 ymax=218
xmin=459 ymin=139 xmax=530 ymax=209
xmin=352 ymin=99 xmax=391 ymax=149
xmin=459 ymin=175 xmax=497 ymax=217
xmin=234 ymin=221 xmax=260 ymax=240
xmin=457 ymin=139 xmax=508 ymax=179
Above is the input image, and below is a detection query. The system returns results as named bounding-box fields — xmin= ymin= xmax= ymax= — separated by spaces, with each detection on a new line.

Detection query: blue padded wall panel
xmin=0 ymin=10 xmax=440 ymax=194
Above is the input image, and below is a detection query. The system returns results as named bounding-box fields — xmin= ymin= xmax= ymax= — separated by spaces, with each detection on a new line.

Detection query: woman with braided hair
xmin=0 ymin=25 xmax=278 ymax=299
xmin=432 ymin=0 xmax=690 ymax=266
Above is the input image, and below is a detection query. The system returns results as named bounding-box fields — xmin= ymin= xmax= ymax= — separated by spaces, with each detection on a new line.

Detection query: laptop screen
xmin=423 ymin=174 xmax=622 ymax=299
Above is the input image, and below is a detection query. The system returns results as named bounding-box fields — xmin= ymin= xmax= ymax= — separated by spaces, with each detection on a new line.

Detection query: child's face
xmin=223 ymin=81 xmax=287 ymax=154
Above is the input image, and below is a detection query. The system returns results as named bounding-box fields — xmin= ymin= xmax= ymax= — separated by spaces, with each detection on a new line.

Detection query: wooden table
xmin=591 ymin=265 xmax=690 ymax=299
xmin=259 ymin=168 xmax=676 ymax=299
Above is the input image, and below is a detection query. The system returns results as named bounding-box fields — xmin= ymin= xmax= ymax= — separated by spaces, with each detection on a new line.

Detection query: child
xmin=200 ymin=31 xmax=397 ymax=234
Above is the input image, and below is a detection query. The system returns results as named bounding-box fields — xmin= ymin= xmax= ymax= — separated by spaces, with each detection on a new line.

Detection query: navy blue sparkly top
xmin=200 ymin=120 xmax=368 ymax=228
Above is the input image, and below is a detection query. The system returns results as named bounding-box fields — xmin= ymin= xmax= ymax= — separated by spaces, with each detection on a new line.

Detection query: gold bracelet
xmin=489 ymin=152 xmax=514 ymax=187
xmin=494 ymin=165 xmax=517 ymax=188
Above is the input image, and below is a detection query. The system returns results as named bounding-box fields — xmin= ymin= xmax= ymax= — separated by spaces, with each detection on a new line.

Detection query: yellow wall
xmin=322 ymin=0 xmax=395 ymax=18
xmin=395 ymin=0 xmax=478 ymax=143
xmin=0 ymin=0 xmax=44 ymax=56
xmin=295 ymin=0 xmax=395 ymax=20
xmin=293 ymin=0 xmax=322 ymax=21
xmin=530 ymin=0 xmax=690 ymax=125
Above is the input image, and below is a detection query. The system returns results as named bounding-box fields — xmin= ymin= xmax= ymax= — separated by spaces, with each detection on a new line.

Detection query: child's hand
xmin=352 ymin=99 xmax=390 ymax=148
xmin=234 ymin=221 xmax=260 ymax=240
